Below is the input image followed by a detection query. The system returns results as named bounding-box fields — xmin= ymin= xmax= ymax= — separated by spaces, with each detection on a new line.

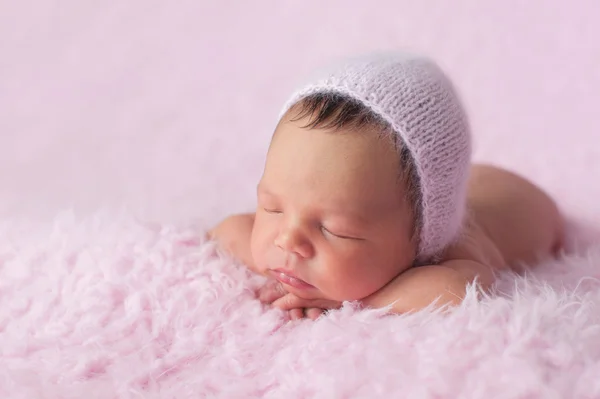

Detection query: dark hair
xmin=288 ymin=92 xmax=423 ymax=242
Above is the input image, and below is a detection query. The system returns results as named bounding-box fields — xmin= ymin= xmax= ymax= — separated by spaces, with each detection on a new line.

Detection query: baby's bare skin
xmin=211 ymin=165 xmax=562 ymax=315
xmin=210 ymin=114 xmax=563 ymax=318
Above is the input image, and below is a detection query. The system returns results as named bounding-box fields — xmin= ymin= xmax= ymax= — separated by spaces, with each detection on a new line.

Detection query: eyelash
xmin=263 ymin=208 xmax=362 ymax=240
xmin=263 ymin=208 xmax=282 ymax=214
xmin=320 ymin=225 xmax=361 ymax=241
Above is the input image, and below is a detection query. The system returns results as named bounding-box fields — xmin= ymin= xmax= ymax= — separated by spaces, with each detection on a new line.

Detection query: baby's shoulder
xmin=208 ymin=213 xmax=256 ymax=269
xmin=441 ymin=215 xmax=507 ymax=272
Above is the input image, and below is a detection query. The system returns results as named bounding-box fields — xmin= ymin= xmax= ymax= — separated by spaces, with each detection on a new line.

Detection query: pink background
xmin=1 ymin=1 xmax=599 ymax=232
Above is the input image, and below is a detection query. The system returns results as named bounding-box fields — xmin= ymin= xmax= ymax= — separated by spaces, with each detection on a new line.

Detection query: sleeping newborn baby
xmin=209 ymin=53 xmax=563 ymax=319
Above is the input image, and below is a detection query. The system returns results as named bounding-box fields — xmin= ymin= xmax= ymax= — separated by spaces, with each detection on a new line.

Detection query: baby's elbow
xmin=426 ymin=268 xmax=489 ymax=311
xmin=440 ymin=274 xmax=472 ymax=305
xmin=443 ymin=260 xmax=495 ymax=293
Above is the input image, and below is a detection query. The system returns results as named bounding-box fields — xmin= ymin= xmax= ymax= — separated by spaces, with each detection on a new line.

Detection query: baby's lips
xmin=269 ymin=269 xmax=314 ymax=290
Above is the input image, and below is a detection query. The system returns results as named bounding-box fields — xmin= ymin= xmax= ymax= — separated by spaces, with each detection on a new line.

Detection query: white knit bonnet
xmin=280 ymin=53 xmax=472 ymax=263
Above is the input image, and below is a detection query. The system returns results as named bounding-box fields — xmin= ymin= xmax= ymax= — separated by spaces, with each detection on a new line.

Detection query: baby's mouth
xmin=269 ymin=269 xmax=314 ymax=290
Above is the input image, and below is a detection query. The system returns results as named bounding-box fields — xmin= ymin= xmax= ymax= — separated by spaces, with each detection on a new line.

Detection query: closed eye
xmin=320 ymin=225 xmax=364 ymax=241
xmin=264 ymin=208 xmax=282 ymax=214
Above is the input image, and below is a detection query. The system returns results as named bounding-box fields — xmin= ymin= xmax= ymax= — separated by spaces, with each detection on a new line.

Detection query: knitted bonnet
xmin=280 ymin=53 xmax=472 ymax=263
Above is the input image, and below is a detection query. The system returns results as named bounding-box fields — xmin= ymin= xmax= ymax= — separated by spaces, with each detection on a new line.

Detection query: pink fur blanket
xmin=1 ymin=212 xmax=599 ymax=398
xmin=3 ymin=2 xmax=600 ymax=397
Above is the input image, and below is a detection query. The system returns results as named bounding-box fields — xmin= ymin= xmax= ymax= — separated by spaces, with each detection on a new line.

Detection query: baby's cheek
xmin=316 ymin=255 xmax=370 ymax=300
xmin=332 ymin=256 xmax=392 ymax=300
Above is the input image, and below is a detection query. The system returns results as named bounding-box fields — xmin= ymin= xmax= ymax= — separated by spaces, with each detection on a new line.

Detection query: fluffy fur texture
xmin=1 ymin=211 xmax=600 ymax=398
xmin=281 ymin=54 xmax=472 ymax=262
xmin=3 ymin=2 xmax=600 ymax=398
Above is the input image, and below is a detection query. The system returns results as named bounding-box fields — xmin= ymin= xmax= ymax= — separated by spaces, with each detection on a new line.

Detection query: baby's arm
xmin=360 ymin=259 xmax=494 ymax=313
xmin=270 ymin=259 xmax=493 ymax=315
xmin=208 ymin=213 xmax=259 ymax=273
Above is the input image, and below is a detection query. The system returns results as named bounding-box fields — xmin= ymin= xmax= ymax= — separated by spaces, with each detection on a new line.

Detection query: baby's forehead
xmin=262 ymin=146 xmax=407 ymax=211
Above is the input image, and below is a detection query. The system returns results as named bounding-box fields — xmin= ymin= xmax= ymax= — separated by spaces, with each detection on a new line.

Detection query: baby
xmin=209 ymin=53 xmax=563 ymax=320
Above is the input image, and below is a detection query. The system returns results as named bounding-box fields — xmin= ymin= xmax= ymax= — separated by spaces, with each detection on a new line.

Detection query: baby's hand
xmin=257 ymin=279 xmax=341 ymax=320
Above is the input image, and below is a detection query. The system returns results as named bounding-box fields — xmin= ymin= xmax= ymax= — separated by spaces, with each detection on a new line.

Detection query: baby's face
xmin=251 ymin=114 xmax=416 ymax=302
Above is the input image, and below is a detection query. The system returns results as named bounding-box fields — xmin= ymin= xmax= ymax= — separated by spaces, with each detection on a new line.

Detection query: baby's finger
xmin=305 ymin=308 xmax=324 ymax=320
xmin=258 ymin=280 xmax=288 ymax=304
xmin=272 ymin=293 xmax=305 ymax=310
xmin=289 ymin=308 xmax=304 ymax=320
xmin=273 ymin=293 xmax=341 ymax=311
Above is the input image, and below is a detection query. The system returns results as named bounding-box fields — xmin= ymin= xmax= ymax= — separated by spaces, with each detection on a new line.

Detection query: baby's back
xmin=449 ymin=164 xmax=562 ymax=271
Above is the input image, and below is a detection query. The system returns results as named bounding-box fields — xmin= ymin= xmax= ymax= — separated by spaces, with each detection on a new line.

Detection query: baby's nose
xmin=274 ymin=229 xmax=314 ymax=259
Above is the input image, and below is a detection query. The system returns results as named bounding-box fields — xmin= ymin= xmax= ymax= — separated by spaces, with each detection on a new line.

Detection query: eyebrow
xmin=327 ymin=210 xmax=372 ymax=227
xmin=256 ymin=184 xmax=276 ymax=196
